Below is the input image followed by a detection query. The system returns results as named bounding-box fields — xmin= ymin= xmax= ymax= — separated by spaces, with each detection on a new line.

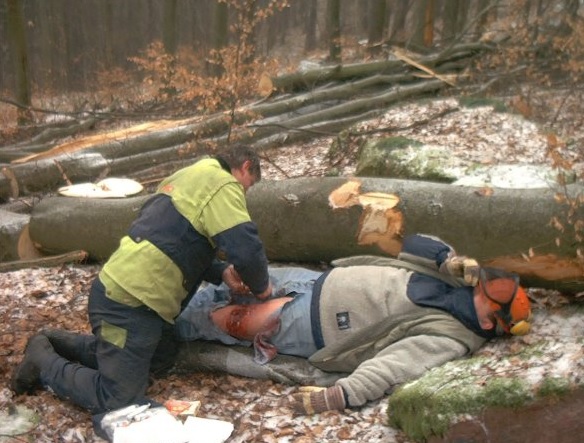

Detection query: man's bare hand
xmin=222 ymin=265 xmax=250 ymax=294
xmin=254 ymin=281 xmax=273 ymax=300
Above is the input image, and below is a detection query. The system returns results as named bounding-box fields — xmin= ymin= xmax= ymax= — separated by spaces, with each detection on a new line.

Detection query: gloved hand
xmin=287 ymin=385 xmax=346 ymax=415
xmin=442 ymin=256 xmax=480 ymax=286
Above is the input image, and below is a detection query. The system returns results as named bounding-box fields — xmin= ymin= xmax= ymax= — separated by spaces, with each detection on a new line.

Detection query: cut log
xmin=258 ymin=42 xmax=489 ymax=93
xmin=1 ymin=78 xmax=450 ymax=201
xmin=246 ymin=79 xmax=447 ymax=142
xmin=1 ymin=44 xmax=491 ymax=202
xmin=28 ymin=195 xmax=149 ymax=261
xmin=1 ymin=153 xmax=109 ymax=199
xmin=25 ymin=177 xmax=584 ymax=291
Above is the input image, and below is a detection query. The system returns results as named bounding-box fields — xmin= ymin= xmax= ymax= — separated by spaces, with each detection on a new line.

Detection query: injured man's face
xmin=210 ymin=297 xmax=293 ymax=341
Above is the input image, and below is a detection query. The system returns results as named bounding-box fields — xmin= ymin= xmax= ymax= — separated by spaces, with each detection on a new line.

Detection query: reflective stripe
xmin=100 ymin=320 xmax=127 ymax=349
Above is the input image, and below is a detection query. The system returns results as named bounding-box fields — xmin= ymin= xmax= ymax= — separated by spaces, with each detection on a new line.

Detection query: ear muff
xmin=480 ymin=269 xmax=532 ymax=336
xmin=509 ymin=319 xmax=531 ymax=336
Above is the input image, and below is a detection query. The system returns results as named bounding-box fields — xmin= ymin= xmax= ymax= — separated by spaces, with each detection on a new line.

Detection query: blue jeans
xmin=175 ymin=267 xmax=322 ymax=359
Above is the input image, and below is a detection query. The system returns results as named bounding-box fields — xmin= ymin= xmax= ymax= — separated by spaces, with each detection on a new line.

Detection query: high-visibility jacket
xmin=100 ymin=157 xmax=269 ymax=323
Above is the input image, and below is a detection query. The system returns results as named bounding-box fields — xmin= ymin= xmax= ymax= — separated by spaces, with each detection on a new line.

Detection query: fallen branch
xmin=0 ymin=250 xmax=88 ymax=272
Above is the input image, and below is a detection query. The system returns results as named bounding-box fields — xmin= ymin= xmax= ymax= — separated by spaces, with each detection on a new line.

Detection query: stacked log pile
xmin=1 ymin=43 xmax=582 ymax=293
xmin=0 ymin=43 xmax=488 ymax=201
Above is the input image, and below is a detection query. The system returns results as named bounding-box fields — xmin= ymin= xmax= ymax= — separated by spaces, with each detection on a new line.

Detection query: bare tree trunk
xmin=387 ymin=0 xmax=410 ymax=43
xmin=423 ymin=0 xmax=435 ymax=47
xmin=163 ymin=0 xmax=179 ymax=55
xmin=326 ymin=0 xmax=342 ymax=62
xmin=162 ymin=0 xmax=179 ymax=95
xmin=208 ymin=0 xmax=229 ymax=77
xmin=6 ymin=0 xmax=33 ymax=125
xmin=409 ymin=0 xmax=432 ymax=50
xmin=304 ymin=0 xmax=318 ymax=52
xmin=367 ymin=0 xmax=387 ymax=56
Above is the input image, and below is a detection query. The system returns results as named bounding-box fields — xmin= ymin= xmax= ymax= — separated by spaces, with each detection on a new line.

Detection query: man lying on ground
xmin=175 ymin=233 xmax=532 ymax=415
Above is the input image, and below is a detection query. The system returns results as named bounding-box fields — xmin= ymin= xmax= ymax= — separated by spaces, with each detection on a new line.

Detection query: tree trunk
xmin=326 ymin=0 xmax=341 ymax=63
xmin=208 ymin=0 xmax=229 ymax=77
xmin=25 ymin=177 xmax=584 ymax=291
xmin=6 ymin=0 xmax=33 ymax=125
xmin=303 ymin=0 xmax=318 ymax=52
xmin=366 ymin=0 xmax=387 ymax=56
xmin=0 ymin=75 xmax=452 ymax=200
xmin=423 ymin=0 xmax=435 ymax=47
xmin=259 ymin=42 xmax=486 ymax=93
xmin=163 ymin=0 xmax=179 ymax=55
xmin=387 ymin=0 xmax=410 ymax=43
xmin=1 ymin=153 xmax=109 ymax=198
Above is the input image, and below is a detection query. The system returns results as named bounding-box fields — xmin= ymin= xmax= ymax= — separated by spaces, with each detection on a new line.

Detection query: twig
xmin=0 ymin=250 xmax=88 ymax=273
xmin=53 ymin=160 xmax=72 ymax=186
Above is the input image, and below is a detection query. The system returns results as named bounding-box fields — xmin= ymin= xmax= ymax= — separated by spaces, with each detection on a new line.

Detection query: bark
xmin=0 ymin=250 xmax=88 ymax=272
xmin=0 ymin=118 xmax=99 ymax=163
xmin=1 ymin=153 xmax=109 ymax=198
xmin=237 ymin=79 xmax=447 ymax=145
xmin=326 ymin=0 xmax=342 ymax=63
xmin=410 ymin=0 xmax=433 ymax=50
xmin=28 ymin=195 xmax=149 ymax=261
xmin=259 ymin=42 xmax=488 ymax=93
xmin=0 ymin=45 xmax=489 ymax=202
xmin=303 ymin=0 xmax=318 ymax=52
xmin=6 ymin=0 xmax=33 ymax=125
xmin=0 ymin=76 xmax=447 ymax=200
xmin=163 ymin=0 xmax=179 ymax=56
xmin=25 ymin=177 xmax=584 ymax=291
xmin=366 ymin=0 xmax=387 ymax=55
xmin=207 ymin=0 xmax=229 ymax=77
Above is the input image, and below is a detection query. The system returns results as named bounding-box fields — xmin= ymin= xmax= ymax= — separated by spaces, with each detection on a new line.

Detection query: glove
xmin=287 ymin=385 xmax=346 ymax=415
xmin=442 ymin=256 xmax=480 ymax=286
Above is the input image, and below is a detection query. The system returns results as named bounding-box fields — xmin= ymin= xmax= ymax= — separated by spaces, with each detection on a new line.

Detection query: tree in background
xmin=1 ymin=0 xmax=583 ymax=128
xmin=208 ymin=0 xmax=229 ymax=78
xmin=410 ymin=0 xmax=436 ymax=50
xmin=387 ymin=0 xmax=410 ymax=44
xmin=303 ymin=0 xmax=318 ymax=52
xmin=161 ymin=0 xmax=179 ymax=95
xmin=6 ymin=0 xmax=32 ymax=125
xmin=325 ymin=0 xmax=341 ymax=62
xmin=442 ymin=0 xmax=470 ymax=45
xmin=366 ymin=0 xmax=387 ymax=57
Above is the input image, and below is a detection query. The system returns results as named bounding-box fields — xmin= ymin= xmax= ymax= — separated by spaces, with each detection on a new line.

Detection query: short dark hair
xmin=216 ymin=145 xmax=261 ymax=181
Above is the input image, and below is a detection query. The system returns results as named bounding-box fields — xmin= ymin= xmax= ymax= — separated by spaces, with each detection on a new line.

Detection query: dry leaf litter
xmin=1 ymin=95 xmax=583 ymax=442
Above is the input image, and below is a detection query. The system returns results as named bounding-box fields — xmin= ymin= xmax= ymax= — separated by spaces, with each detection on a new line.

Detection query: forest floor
xmin=0 ymin=85 xmax=583 ymax=442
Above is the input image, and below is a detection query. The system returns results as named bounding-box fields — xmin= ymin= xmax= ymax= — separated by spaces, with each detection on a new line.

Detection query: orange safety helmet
xmin=479 ymin=267 xmax=532 ymax=336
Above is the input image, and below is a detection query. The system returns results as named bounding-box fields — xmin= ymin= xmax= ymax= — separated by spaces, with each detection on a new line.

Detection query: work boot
xmin=40 ymin=329 xmax=81 ymax=362
xmin=11 ymin=334 xmax=56 ymax=395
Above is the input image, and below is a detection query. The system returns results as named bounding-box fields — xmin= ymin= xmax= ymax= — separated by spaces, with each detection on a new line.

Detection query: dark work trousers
xmin=39 ymin=277 xmax=178 ymax=415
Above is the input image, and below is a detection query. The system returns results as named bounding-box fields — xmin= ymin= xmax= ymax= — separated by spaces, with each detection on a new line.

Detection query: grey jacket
xmin=309 ymin=266 xmax=486 ymax=407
